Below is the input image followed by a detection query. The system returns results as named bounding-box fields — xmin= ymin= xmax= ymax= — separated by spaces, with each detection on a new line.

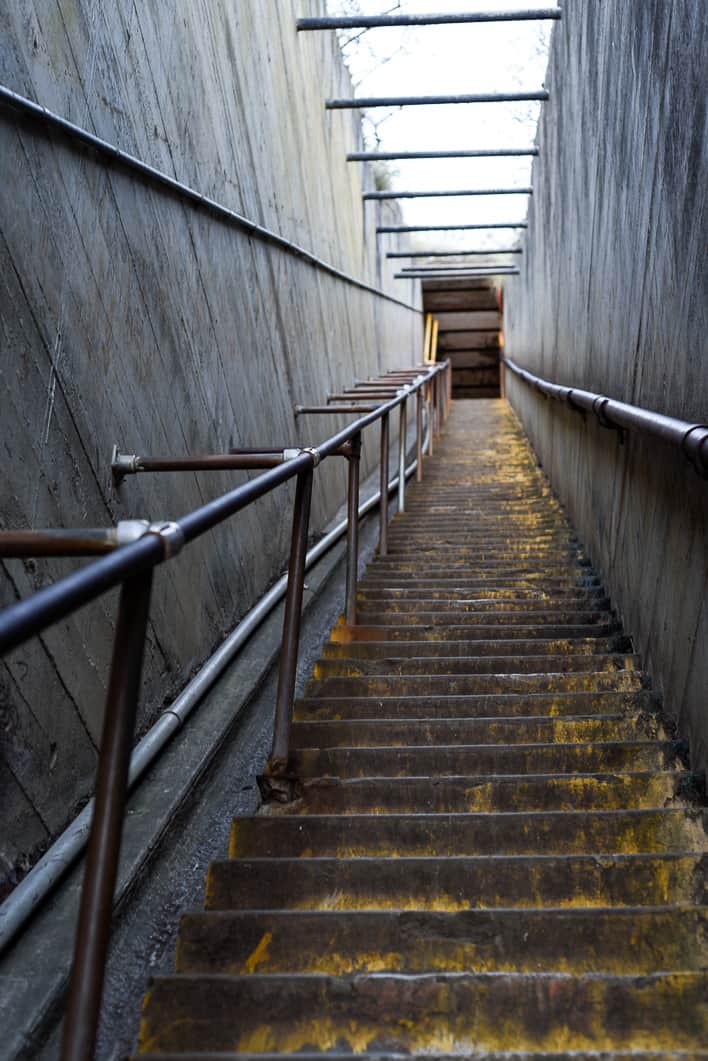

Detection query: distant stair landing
xmin=423 ymin=279 xmax=502 ymax=399
xmin=137 ymin=400 xmax=707 ymax=1058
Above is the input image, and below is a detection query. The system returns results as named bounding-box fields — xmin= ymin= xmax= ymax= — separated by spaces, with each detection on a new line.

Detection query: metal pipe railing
xmin=298 ymin=9 xmax=561 ymax=29
xmin=348 ymin=148 xmax=538 ymax=162
xmin=378 ymin=222 xmax=528 ymax=233
xmin=365 ymin=186 xmax=533 ymax=200
xmin=503 ymin=357 xmax=708 ymax=477
xmin=0 ymin=431 xmax=426 ymax=957
xmin=0 ymin=360 xmax=449 ymax=1061
xmin=328 ymin=91 xmax=549 ymax=110
xmin=0 ymin=85 xmax=419 ymax=315
xmin=387 ymin=249 xmax=523 ymax=259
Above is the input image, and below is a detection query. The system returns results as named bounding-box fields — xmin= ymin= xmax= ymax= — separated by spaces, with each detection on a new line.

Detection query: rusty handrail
xmin=502 ymin=357 xmax=708 ymax=477
xmin=0 ymin=359 xmax=450 ymax=1061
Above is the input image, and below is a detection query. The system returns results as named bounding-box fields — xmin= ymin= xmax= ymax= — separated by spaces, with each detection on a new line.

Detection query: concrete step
xmin=383 ymin=534 xmax=580 ymax=547
xmin=176 ymin=906 xmax=708 ymax=975
xmin=322 ymin=637 xmax=630 ymax=658
xmin=358 ymin=576 xmax=602 ymax=590
xmin=353 ymin=596 xmax=611 ymax=613
xmin=304 ymin=671 xmax=646 ymax=699
xmin=310 ymin=654 xmax=639 ymax=679
xmin=353 ymin=609 xmax=615 ymax=626
xmin=382 ymin=549 xmax=588 ymax=562
xmin=369 ymin=559 xmax=595 ymax=574
xmin=356 ymin=587 xmax=607 ymax=603
xmin=292 ymin=740 xmax=678 ymax=778
xmin=294 ymin=690 xmax=658 ymax=720
xmin=205 ymin=853 xmax=708 ymax=911
xmin=229 ymin=810 xmax=706 ymax=859
xmin=137 ymin=1052 xmax=708 ymax=1060
xmin=138 ymin=971 xmax=708 ymax=1054
xmin=291 ymin=715 xmax=659 ymax=749
xmin=329 ymin=623 xmax=622 ymax=642
xmin=267 ymin=771 xmax=691 ymax=815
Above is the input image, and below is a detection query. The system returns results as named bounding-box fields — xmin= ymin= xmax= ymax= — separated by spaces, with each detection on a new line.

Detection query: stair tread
xmin=176 ymin=905 xmax=708 ymax=975
xmin=229 ymin=808 xmax=706 ymax=858
xmin=139 ymin=971 xmax=708 ymax=1054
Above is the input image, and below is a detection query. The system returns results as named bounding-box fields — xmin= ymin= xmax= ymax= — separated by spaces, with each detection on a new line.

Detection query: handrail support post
xmin=265 ymin=467 xmax=314 ymax=791
xmin=344 ymin=432 xmax=362 ymax=625
xmin=378 ymin=412 xmax=390 ymax=555
xmin=398 ymin=398 xmax=407 ymax=513
xmin=60 ymin=570 xmax=154 ymax=1061
xmin=416 ymin=389 xmax=424 ymax=482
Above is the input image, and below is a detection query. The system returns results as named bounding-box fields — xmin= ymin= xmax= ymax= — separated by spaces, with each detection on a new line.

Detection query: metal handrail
xmin=502 ymin=357 xmax=708 ymax=476
xmin=0 ymin=359 xmax=450 ymax=1061
xmin=0 ymin=84 xmax=419 ymax=314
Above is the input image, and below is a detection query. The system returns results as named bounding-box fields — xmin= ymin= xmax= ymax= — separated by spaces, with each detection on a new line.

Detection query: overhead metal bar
xmin=365 ymin=187 xmax=532 ymax=200
xmin=347 ymin=147 xmax=538 ymax=161
xmin=396 ymin=269 xmax=520 ymax=278
xmin=298 ymin=10 xmax=562 ymax=30
xmin=400 ymin=266 xmax=519 ymax=274
xmin=327 ymin=91 xmax=549 ymax=110
xmin=387 ymin=249 xmax=522 ymax=258
xmin=378 ymin=222 xmax=528 ymax=233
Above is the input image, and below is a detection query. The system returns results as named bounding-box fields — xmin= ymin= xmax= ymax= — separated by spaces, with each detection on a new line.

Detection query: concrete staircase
xmin=137 ymin=400 xmax=707 ymax=1058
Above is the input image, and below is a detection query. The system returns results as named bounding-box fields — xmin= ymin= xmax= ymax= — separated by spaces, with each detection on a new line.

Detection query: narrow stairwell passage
xmin=137 ymin=400 xmax=707 ymax=1058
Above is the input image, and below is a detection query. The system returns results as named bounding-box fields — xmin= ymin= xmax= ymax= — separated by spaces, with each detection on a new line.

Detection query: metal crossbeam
xmin=365 ymin=187 xmax=532 ymax=201
xmin=298 ymin=10 xmax=561 ymax=30
xmin=387 ymin=249 xmax=522 ymax=259
xmin=400 ymin=265 xmax=519 ymax=273
xmin=396 ymin=269 xmax=520 ymax=278
xmin=378 ymin=223 xmax=528 ymax=233
xmin=327 ymin=91 xmax=549 ymax=110
xmin=348 ymin=148 xmax=538 ymax=161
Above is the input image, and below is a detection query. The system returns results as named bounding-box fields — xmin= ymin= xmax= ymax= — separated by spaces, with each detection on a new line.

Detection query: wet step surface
xmin=137 ymin=398 xmax=707 ymax=1056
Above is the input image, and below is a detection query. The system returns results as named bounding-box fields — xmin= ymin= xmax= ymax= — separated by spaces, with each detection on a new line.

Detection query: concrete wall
xmin=0 ymin=1 xmax=421 ymax=896
xmin=504 ymin=1 xmax=708 ymax=775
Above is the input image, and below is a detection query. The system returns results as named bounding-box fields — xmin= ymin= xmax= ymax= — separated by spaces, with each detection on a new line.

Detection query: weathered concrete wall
xmin=504 ymin=0 xmax=708 ymax=775
xmin=0 ymin=1 xmax=421 ymax=895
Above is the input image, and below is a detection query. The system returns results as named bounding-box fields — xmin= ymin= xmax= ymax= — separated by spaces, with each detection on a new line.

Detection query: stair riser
xmin=294 ymin=691 xmax=658 ymax=721
xmin=229 ymin=810 xmax=701 ymax=859
xmin=357 ymin=590 xmax=606 ymax=604
xmin=176 ymin=908 xmax=708 ymax=976
xmin=358 ymin=578 xmax=601 ymax=591
xmin=354 ymin=610 xmax=614 ymax=626
xmin=273 ymin=773 xmax=687 ymax=815
xmin=322 ymin=638 xmax=629 ymax=659
xmin=140 ymin=973 xmax=708 ymax=1053
xmin=291 ymin=717 xmax=658 ymax=749
xmin=293 ymin=743 xmax=675 ymax=778
xmin=305 ymin=673 xmax=645 ymax=698
xmin=311 ymin=655 xmax=639 ymax=679
xmin=329 ymin=624 xmax=622 ymax=642
xmin=354 ymin=598 xmax=611 ymax=615
xmin=369 ymin=561 xmax=594 ymax=574
xmin=205 ymin=854 xmax=708 ymax=911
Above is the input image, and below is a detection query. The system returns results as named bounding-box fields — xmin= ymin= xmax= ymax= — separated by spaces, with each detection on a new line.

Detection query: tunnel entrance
xmin=423 ymin=279 xmax=502 ymax=399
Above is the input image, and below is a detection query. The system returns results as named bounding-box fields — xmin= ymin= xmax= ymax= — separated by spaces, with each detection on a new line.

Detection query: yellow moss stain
xmin=298 ymin=949 xmax=404 ymax=975
xmin=225 ymin=974 xmax=707 ymax=1054
xmin=244 ymin=930 xmax=273 ymax=973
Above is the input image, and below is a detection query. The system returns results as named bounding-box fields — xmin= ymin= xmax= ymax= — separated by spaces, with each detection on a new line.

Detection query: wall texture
xmin=0 ymin=1 xmax=421 ymax=896
xmin=504 ymin=0 xmax=708 ymax=775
